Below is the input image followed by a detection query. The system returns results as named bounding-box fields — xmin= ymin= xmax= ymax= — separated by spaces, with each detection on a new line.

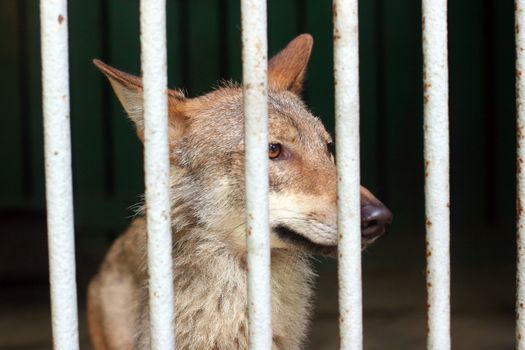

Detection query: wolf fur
xmin=88 ymin=34 xmax=390 ymax=350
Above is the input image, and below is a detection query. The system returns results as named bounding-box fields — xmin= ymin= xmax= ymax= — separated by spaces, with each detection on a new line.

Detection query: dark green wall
xmin=0 ymin=0 xmax=517 ymax=244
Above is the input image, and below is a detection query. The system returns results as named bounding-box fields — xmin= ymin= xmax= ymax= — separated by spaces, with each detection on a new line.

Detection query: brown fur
xmin=88 ymin=34 xmax=389 ymax=349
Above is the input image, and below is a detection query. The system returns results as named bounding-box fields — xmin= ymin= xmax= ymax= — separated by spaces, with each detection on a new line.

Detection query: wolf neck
xmin=170 ymin=227 xmax=315 ymax=350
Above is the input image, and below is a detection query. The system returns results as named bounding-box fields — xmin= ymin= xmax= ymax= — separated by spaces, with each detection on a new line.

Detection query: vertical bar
xmin=241 ymin=0 xmax=271 ymax=349
xmin=140 ymin=0 xmax=175 ymax=349
xmin=333 ymin=1 xmax=363 ymax=349
xmin=40 ymin=0 xmax=80 ymax=349
xmin=422 ymin=0 xmax=451 ymax=349
xmin=516 ymin=1 xmax=525 ymax=348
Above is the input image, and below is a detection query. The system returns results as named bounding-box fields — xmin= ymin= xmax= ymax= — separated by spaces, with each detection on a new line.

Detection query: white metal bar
xmin=40 ymin=1 xmax=80 ymax=349
xmin=422 ymin=0 xmax=451 ymax=349
xmin=333 ymin=1 xmax=363 ymax=349
xmin=516 ymin=1 xmax=525 ymax=348
xmin=139 ymin=1 xmax=175 ymax=349
xmin=241 ymin=0 xmax=271 ymax=348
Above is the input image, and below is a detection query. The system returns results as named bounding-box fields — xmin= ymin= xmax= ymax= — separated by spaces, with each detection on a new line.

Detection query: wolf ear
xmin=268 ymin=34 xmax=313 ymax=94
xmin=93 ymin=59 xmax=186 ymax=141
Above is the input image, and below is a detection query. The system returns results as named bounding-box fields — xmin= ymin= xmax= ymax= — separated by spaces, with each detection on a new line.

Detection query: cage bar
xmin=333 ymin=0 xmax=363 ymax=349
xmin=241 ymin=0 xmax=272 ymax=348
xmin=40 ymin=0 xmax=80 ymax=349
xmin=516 ymin=1 xmax=525 ymax=348
xmin=422 ymin=0 xmax=451 ymax=349
xmin=139 ymin=0 xmax=175 ymax=349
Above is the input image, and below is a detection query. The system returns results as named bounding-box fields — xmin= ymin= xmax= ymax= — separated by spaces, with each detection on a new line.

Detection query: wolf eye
xmin=327 ymin=142 xmax=335 ymax=155
xmin=269 ymin=143 xmax=282 ymax=159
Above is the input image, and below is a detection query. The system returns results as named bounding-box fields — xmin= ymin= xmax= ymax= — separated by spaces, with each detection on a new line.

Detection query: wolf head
xmin=94 ymin=34 xmax=392 ymax=257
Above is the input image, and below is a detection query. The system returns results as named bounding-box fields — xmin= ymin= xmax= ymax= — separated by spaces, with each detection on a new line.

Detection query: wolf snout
xmin=361 ymin=203 xmax=393 ymax=241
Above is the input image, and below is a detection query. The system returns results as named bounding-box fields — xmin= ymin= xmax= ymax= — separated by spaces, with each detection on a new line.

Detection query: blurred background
xmin=0 ymin=0 xmax=517 ymax=349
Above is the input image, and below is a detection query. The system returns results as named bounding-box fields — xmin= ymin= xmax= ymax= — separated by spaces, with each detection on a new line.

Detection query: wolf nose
xmin=361 ymin=204 xmax=393 ymax=239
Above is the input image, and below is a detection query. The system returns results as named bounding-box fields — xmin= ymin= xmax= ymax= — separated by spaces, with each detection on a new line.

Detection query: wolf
xmin=87 ymin=34 xmax=392 ymax=350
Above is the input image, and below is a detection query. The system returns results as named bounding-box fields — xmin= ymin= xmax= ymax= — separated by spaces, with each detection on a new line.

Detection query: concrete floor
xmin=0 ymin=212 xmax=517 ymax=349
xmin=308 ymin=263 xmax=515 ymax=350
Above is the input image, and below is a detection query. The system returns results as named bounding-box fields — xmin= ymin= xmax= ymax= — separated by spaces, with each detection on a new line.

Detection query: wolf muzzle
xmin=361 ymin=199 xmax=393 ymax=243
